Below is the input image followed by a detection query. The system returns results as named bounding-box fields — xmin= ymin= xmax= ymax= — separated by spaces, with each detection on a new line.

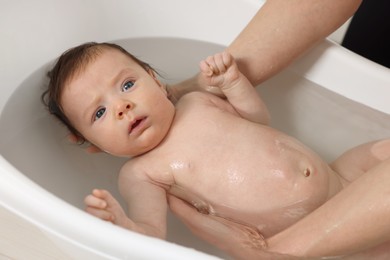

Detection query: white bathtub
xmin=1 ymin=0 xmax=389 ymax=259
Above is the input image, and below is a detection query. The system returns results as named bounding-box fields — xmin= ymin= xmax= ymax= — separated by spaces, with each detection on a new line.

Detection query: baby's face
xmin=61 ymin=48 xmax=175 ymax=157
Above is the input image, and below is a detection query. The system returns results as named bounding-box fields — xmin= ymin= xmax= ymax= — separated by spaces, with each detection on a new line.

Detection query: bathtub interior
xmin=1 ymin=36 xmax=390 ymax=259
xmin=1 ymin=0 xmax=390 ymax=259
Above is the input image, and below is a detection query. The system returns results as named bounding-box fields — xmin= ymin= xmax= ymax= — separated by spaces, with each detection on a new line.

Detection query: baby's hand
xmin=199 ymin=51 xmax=240 ymax=91
xmin=84 ymin=189 xmax=130 ymax=227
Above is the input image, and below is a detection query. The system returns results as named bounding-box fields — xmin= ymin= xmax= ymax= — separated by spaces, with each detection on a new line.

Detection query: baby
xmin=42 ymin=42 xmax=390 ymax=256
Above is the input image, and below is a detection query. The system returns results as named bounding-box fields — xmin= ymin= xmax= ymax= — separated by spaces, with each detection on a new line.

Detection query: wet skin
xmin=64 ymin=48 xmax=341 ymax=248
xmin=126 ymin=91 xmax=343 ymax=239
xmin=62 ymin=49 xmax=389 ymax=258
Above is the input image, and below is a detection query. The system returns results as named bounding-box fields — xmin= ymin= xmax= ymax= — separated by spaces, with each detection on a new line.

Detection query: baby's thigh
xmin=370 ymin=139 xmax=390 ymax=161
xmin=331 ymin=139 xmax=390 ymax=183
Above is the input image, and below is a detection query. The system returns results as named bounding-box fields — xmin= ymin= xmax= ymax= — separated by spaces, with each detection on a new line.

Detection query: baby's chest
xmin=160 ymin=150 xmax=288 ymax=205
xmin=157 ymin=128 xmax=288 ymax=196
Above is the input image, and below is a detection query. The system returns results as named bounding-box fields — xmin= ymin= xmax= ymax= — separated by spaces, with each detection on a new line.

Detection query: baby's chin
xmin=103 ymin=150 xmax=134 ymax=158
xmin=99 ymin=139 xmax=162 ymax=158
xmin=103 ymin=148 xmax=146 ymax=158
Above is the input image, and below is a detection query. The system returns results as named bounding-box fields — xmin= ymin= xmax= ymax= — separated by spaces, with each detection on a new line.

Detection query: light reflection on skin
xmin=270 ymin=169 xmax=286 ymax=179
xmin=170 ymin=160 xmax=187 ymax=171
xmin=169 ymin=160 xmax=193 ymax=175
xmin=227 ymin=168 xmax=245 ymax=185
xmin=283 ymin=207 xmax=309 ymax=219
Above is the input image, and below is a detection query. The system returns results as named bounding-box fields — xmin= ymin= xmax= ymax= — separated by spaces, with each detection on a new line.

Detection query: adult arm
xmin=226 ymin=0 xmax=362 ymax=85
xmin=168 ymin=195 xmax=301 ymax=260
xmin=168 ymin=0 xmax=362 ymax=100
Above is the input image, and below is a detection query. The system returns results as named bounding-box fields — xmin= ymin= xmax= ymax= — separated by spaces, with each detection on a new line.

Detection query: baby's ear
xmin=147 ymin=68 xmax=158 ymax=80
xmin=67 ymin=133 xmax=103 ymax=153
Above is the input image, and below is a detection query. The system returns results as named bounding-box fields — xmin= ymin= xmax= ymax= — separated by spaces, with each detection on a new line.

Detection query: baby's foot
xmin=199 ymin=52 xmax=242 ymax=91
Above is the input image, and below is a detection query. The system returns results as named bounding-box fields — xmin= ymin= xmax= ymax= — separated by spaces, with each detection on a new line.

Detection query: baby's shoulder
xmin=178 ymin=91 xmax=233 ymax=112
xmin=179 ymin=91 xmax=216 ymax=103
xmin=119 ymin=157 xmax=147 ymax=180
xmin=119 ymin=154 xmax=169 ymax=181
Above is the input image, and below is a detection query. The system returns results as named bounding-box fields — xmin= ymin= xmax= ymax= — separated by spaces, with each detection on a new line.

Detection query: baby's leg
xmin=331 ymin=139 xmax=390 ymax=184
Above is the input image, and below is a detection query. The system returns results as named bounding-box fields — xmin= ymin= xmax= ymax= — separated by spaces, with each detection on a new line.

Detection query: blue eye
xmin=122 ymin=81 xmax=135 ymax=92
xmin=94 ymin=107 xmax=106 ymax=121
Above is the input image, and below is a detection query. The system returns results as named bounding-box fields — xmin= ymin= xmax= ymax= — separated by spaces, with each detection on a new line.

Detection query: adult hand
xmin=167 ymin=195 xmax=299 ymax=260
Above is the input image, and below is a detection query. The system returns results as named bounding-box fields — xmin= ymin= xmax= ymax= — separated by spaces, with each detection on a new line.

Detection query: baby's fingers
xmin=85 ymin=206 xmax=115 ymax=222
xmin=210 ymin=52 xmax=228 ymax=74
xmin=221 ymin=51 xmax=233 ymax=68
xmin=199 ymin=60 xmax=214 ymax=77
xmin=91 ymin=189 xmax=122 ymax=208
xmin=208 ymin=52 xmax=232 ymax=73
xmin=84 ymin=193 xmax=107 ymax=209
xmin=204 ymin=54 xmax=224 ymax=75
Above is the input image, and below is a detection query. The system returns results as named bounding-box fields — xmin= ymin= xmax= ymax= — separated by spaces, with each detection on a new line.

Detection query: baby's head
xmin=42 ymin=42 xmax=175 ymax=157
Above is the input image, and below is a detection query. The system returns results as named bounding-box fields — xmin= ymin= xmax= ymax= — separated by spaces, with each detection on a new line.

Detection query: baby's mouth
xmin=129 ymin=117 xmax=146 ymax=134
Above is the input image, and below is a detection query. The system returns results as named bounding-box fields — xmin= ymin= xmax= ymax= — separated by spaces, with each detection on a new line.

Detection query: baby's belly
xmin=170 ymin=131 xmax=335 ymax=238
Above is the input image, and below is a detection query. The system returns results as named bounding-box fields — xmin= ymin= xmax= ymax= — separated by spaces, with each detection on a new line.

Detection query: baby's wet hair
xmin=41 ymin=42 xmax=156 ymax=144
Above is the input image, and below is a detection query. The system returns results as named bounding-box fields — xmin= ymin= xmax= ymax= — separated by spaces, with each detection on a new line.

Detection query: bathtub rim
xmin=0 ymin=155 xmax=219 ymax=259
xmin=1 ymin=0 xmax=389 ymax=258
xmin=289 ymin=39 xmax=390 ymax=114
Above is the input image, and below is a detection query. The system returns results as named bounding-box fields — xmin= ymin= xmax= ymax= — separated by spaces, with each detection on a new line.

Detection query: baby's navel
xmin=303 ymin=168 xmax=311 ymax=177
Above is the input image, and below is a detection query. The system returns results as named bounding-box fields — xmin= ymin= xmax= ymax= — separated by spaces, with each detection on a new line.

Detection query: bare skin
xmin=80 ymin=49 xmax=341 ymax=239
xmin=168 ymin=0 xmax=363 ymax=100
xmin=62 ymin=49 xmax=390 ymax=258
xmin=169 ymin=141 xmax=390 ymax=259
xmin=163 ymin=1 xmax=390 ymax=258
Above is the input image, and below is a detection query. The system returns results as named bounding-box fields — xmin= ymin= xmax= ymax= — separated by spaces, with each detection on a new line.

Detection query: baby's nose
xmin=116 ymin=103 xmax=132 ymax=119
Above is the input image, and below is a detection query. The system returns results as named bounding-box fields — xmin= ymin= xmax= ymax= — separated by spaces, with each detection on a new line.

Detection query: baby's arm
xmin=199 ymin=52 xmax=270 ymax=125
xmin=118 ymin=161 xmax=168 ymax=239
xmin=84 ymin=163 xmax=168 ymax=239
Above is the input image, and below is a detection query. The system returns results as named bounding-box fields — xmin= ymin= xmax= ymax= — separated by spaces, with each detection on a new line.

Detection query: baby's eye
xmin=94 ymin=107 xmax=106 ymax=121
xmin=122 ymin=80 xmax=135 ymax=92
